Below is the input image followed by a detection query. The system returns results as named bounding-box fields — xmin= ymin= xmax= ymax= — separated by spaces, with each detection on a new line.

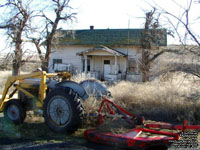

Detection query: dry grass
xmin=109 ymin=72 xmax=200 ymax=124
xmin=71 ymin=72 xmax=95 ymax=83
xmin=81 ymin=72 xmax=200 ymax=126
xmin=75 ymin=70 xmax=200 ymax=128
xmin=81 ymin=97 xmax=100 ymax=127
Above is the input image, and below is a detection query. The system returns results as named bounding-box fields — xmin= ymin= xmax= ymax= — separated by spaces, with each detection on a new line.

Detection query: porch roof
xmin=76 ymin=46 xmax=127 ymax=56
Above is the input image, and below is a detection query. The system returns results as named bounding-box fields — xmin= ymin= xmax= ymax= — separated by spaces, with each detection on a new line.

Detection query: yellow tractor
xmin=0 ymin=71 xmax=89 ymax=133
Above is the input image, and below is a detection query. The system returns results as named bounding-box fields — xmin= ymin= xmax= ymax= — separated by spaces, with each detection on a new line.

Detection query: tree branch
xmin=32 ymin=39 xmax=45 ymax=61
xmin=162 ymin=0 xmax=200 ymax=46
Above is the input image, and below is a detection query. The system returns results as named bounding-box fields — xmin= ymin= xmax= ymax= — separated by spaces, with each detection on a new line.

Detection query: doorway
xmin=104 ymin=60 xmax=111 ymax=79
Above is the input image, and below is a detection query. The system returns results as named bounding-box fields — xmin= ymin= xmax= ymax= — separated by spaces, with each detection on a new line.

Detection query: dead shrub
xmin=108 ymin=72 xmax=200 ymax=124
xmin=82 ymin=97 xmax=101 ymax=127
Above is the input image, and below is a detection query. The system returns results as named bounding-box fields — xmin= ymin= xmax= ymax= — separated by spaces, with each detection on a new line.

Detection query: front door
xmin=104 ymin=60 xmax=111 ymax=79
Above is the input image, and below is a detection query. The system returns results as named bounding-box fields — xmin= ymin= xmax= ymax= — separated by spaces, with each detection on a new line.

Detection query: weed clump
xmin=109 ymin=73 xmax=200 ymax=124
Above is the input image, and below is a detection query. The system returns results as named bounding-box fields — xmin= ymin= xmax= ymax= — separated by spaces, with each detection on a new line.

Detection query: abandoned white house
xmin=49 ymin=27 xmax=167 ymax=81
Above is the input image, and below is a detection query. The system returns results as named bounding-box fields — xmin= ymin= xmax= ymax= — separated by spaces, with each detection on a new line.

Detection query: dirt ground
xmin=0 ymin=112 xmax=200 ymax=150
xmin=0 ymin=113 xmax=123 ymax=150
xmin=0 ymin=137 xmax=119 ymax=150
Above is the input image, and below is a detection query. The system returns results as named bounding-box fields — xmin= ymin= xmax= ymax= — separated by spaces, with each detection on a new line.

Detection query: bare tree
xmin=0 ymin=0 xmax=32 ymax=75
xmin=167 ymin=0 xmax=199 ymax=46
xmin=145 ymin=0 xmax=200 ymax=78
xmin=140 ymin=9 xmax=167 ymax=82
xmin=32 ymin=0 xmax=76 ymax=72
xmin=147 ymin=0 xmax=200 ymax=46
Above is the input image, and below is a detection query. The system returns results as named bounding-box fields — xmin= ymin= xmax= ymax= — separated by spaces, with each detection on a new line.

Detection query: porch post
xmin=115 ymin=55 xmax=118 ymax=74
xmin=84 ymin=55 xmax=87 ymax=74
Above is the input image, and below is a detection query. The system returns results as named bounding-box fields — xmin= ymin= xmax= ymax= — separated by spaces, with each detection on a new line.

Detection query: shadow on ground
xmin=0 ymin=115 xmax=123 ymax=150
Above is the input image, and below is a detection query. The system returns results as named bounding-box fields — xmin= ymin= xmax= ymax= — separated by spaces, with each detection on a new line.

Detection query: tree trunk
xmin=142 ymin=67 xmax=150 ymax=82
xmin=142 ymin=49 xmax=150 ymax=82
xmin=12 ymin=42 xmax=22 ymax=76
xmin=41 ymin=39 xmax=51 ymax=72
xmin=12 ymin=59 xmax=20 ymax=75
xmin=41 ymin=60 xmax=49 ymax=72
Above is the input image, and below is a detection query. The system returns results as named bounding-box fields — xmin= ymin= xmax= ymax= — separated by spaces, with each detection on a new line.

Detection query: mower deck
xmin=84 ymin=97 xmax=200 ymax=149
xmin=84 ymin=128 xmax=179 ymax=149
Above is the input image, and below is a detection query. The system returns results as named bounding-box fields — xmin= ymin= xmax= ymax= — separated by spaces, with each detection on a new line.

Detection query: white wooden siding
xmin=49 ymin=46 xmax=90 ymax=73
xmin=50 ymin=45 xmax=143 ymax=81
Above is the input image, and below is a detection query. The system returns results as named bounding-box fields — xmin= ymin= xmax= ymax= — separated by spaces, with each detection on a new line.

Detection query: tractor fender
xmin=55 ymin=81 xmax=89 ymax=100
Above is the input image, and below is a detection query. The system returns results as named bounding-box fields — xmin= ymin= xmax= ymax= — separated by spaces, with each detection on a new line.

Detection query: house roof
xmin=76 ymin=45 xmax=127 ymax=56
xmin=55 ymin=28 xmax=167 ymax=47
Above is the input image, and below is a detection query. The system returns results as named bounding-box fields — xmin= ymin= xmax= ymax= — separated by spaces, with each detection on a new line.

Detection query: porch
xmin=77 ymin=46 xmax=127 ymax=81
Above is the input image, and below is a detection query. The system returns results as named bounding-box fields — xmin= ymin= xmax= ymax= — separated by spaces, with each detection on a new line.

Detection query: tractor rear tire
xmin=43 ymin=87 xmax=83 ymax=134
xmin=3 ymin=99 xmax=26 ymax=124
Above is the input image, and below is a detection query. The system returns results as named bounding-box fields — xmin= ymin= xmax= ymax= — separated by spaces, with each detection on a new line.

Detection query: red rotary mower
xmin=84 ymin=97 xmax=200 ymax=150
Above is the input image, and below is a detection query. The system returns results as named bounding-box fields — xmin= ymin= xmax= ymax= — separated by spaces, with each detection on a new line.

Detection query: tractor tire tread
xmin=43 ymin=86 xmax=84 ymax=134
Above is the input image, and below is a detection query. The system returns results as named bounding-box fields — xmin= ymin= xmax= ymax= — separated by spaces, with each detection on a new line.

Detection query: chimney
xmin=90 ymin=25 xmax=94 ymax=30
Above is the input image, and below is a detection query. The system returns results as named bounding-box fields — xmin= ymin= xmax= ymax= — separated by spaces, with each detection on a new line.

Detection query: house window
xmin=104 ymin=60 xmax=110 ymax=64
xmin=128 ymin=59 xmax=137 ymax=73
xmin=53 ymin=59 xmax=62 ymax=69
xmin=82 ymin=59 xmax=90 ymax=72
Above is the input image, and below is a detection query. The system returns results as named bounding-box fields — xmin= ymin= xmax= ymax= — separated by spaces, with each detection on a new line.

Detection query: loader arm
xmin=0 ymin=71 xmax=72 ymax=112
xmin=0 ymin=71 xmax=50 ymax=112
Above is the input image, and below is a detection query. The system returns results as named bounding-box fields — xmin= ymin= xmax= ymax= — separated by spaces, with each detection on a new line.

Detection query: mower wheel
xmin=3 ymin=99 xmax=26 ymax=124
xmin=43 ymin=87 xmax=83 ymax=134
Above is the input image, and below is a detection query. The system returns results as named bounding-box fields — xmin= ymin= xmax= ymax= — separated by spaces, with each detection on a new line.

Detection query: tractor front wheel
xmin=43 ymin=87 xmax=83 ymax=134
xmin=3 ymin=99 xmax=26 ymax=124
